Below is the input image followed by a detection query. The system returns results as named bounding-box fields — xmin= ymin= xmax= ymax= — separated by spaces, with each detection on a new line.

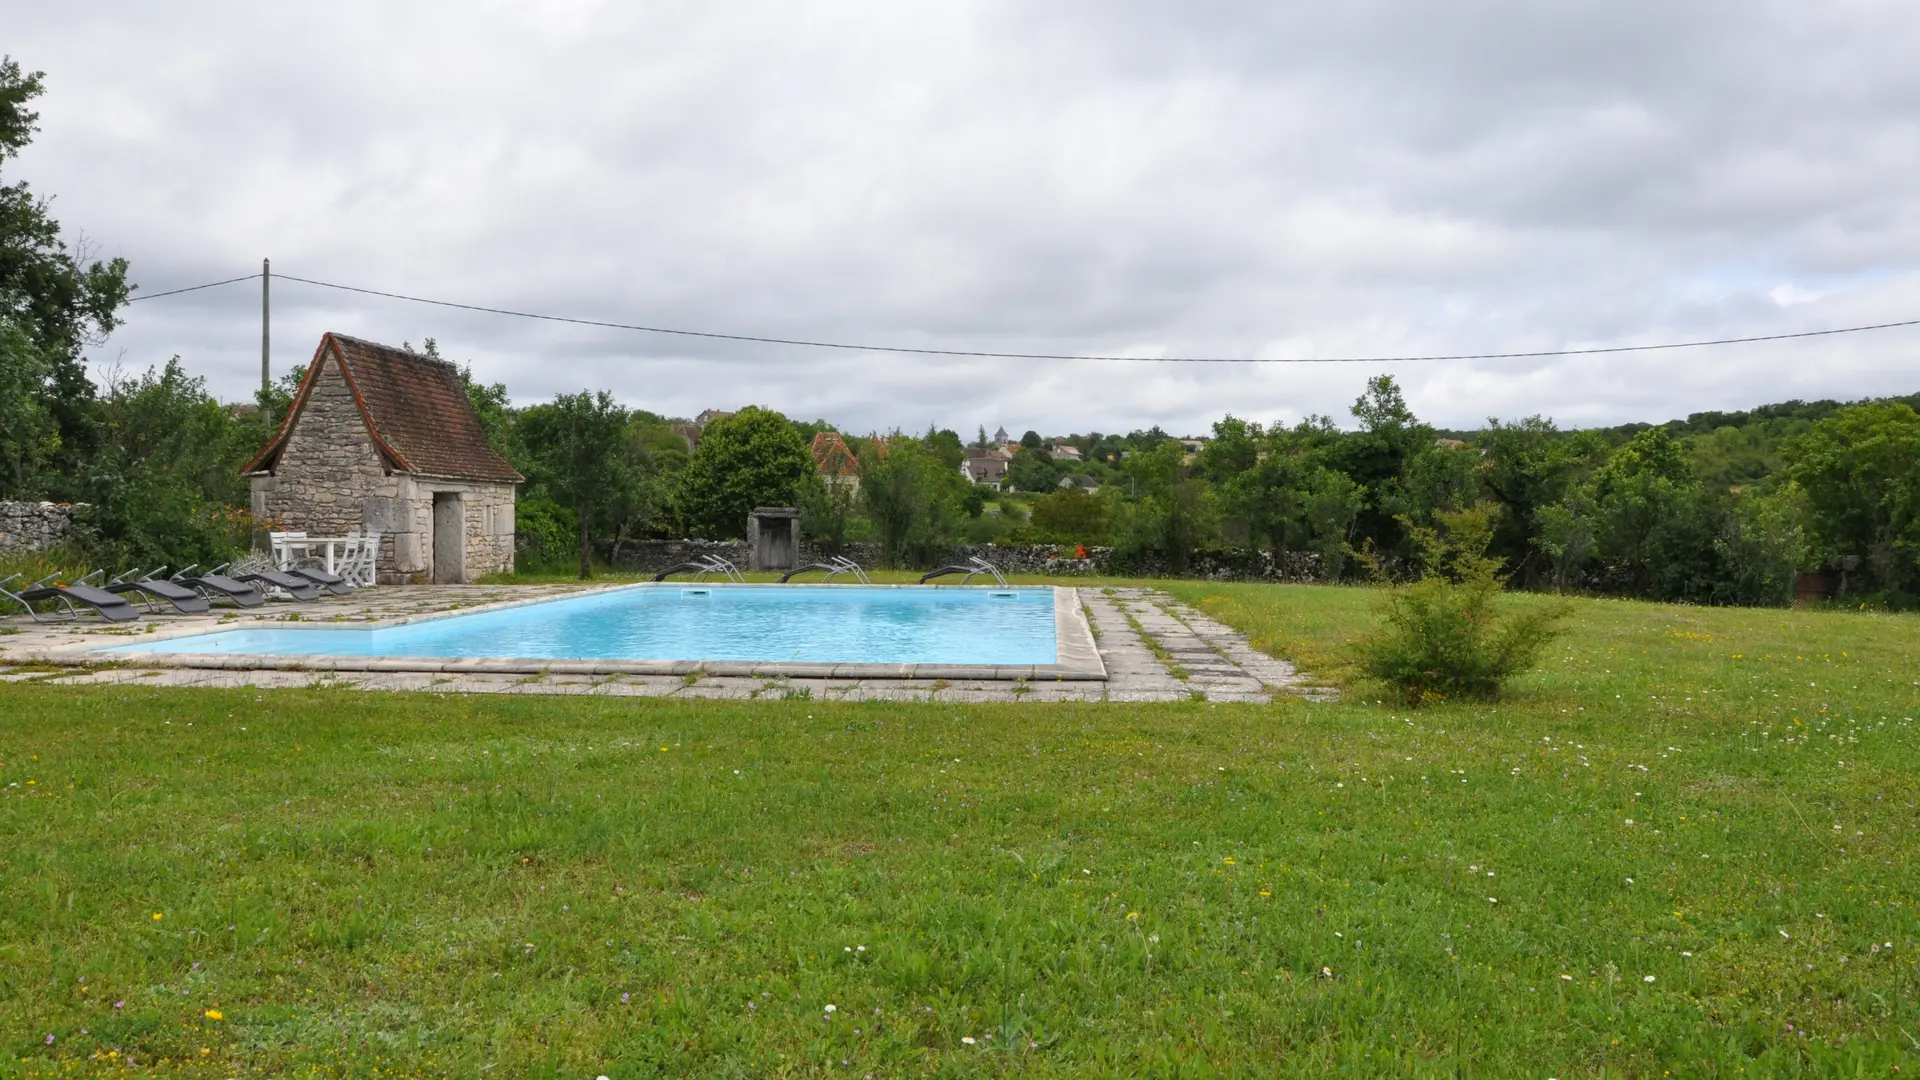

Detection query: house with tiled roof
xmin=242 ymin=333 xmax=523 ymax=583
xmin=960 ymin=445 xmax=1012 ymax=489
xmin=811 ymin=432 xmax=860 ymax=491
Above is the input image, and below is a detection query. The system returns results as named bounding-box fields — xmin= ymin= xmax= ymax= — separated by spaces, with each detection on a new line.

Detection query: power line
xmin=125 ymin=272 xmax=263 ymax=302
xmin=130 ymin=268 xmax=1920 ymax=363
xmin=270 ymin=274 xmax=1920 ymax=363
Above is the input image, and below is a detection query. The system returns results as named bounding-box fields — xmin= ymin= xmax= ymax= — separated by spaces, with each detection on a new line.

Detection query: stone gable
xmin=247 ymin=334 xmax=518 ymax=583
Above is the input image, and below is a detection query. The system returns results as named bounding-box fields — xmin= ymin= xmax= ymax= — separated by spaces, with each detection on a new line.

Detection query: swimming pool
xmin=102 ymin=584 xmax=1070 ymax=668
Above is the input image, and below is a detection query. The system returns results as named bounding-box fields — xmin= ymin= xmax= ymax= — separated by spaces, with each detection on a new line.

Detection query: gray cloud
xmin=10 ymin=0 xmax=1920 ymax=437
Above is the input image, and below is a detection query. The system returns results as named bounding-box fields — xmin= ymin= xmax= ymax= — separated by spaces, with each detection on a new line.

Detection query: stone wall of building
xmin=392 ymin=476 xmax=516 ymax=582
xmin=0 ymin=501 xmax=79 ymax=552
xmin=250 ymin=355 xmax=516 ymax=584
xmin=600 ymin=538 xmax=1325 ymax=582
xmin=251 ymin=355 xmax=405 ymax=577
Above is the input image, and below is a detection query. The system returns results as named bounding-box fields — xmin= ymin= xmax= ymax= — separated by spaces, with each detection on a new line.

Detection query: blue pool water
xmin=103 ymin=585 xmax=1058 ymax=665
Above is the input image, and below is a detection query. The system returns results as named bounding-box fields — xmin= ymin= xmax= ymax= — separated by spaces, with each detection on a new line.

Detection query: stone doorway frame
xmin=431 ymin=491 xmax=465 ymax=584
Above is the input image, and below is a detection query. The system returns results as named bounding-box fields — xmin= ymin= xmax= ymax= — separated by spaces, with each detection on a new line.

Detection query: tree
xmin=1478 ymin=417 xmax=1608 ymax=584
xmin=1786 ymin=402 xmax=1920 ymax=599
xmin=0 ymin=57 xmax=132 ymax=479
xmin=1203 ymin=416 xmax=1354 ymax=577
xmin=1198 ymin=415 xmax=1260 ymax=482
xmin=859 ymin=434 xmax=967 ymax=567
xmin=790 ymin=417 xmax=838 ymax=445
xmin=1029 ymin=487 xmax=1112 ymax=543
xmin=1534 ymin=489 xmax=1597 ymax=593
xmin=519 ymin=391 xmax=630 ymax=578
xmin=674 ymin=406 xmax=813 ymax=539
xmin=1588 ymin=428 xmax=1718 ymax=601
xmin=1390 ymin=440 xmax=1480 ymax=525
xmin=1712 ymin=487 xmax=1808 ymax=606
xmin=1115 ymin=440 xmax=1216 ymax=573
xmin=1336 ymin=375 xmax=1433 ymax=563
xmin=924 ymin=427 xmax=966 ymax=471
xmin=585 ymin=412 xmax=689 ymax=562
xmin=1301 ymin=466 xmax=1363 ymax=577
xmin=797 ymin=472 xmax=857 ymax=555
xmin=0 ymin=318 xmax=56 ymax=496
xmin=69 ymin=359 xmax=256 ymax=567
xmin=1008 ymin=445 xmax=1062 ymax=492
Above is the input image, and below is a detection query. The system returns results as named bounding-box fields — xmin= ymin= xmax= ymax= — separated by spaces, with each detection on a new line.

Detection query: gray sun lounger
xmin=917 ymin=557 xmax=1010 ymax=586
xmin=653 ymin=555 xmax=745 ymax=583
xmin=171 ymin=566 xmax=266 ymax=608
xmin=283 ymin=566 xmax=354 ymax=595
xmin=106 ymin=569 xmax=211 ymax=614
xmin=778 ymin=556 xmax=872 ymax=584
xmin=0 ymin=573 xmax=140 ymax=622
xmin=230 ymin=567 xmax=322 ymax=601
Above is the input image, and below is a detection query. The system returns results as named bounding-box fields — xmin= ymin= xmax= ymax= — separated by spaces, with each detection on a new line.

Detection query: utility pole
xmin=260 ymin=257 xmax=271 ymax=399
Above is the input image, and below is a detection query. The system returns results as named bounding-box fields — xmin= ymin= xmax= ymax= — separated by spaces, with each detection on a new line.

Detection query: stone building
xmin=242 ymin=333 xmax=522 ymax=583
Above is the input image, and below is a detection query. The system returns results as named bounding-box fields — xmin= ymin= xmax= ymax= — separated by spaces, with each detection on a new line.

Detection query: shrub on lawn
xmin=1355 ymin=504 xmax=1570 ymax=705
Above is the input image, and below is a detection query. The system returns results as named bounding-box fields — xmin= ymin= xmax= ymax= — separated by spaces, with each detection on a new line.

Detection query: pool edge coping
xmin=35 ymin=583 xmax=1106 ymax=682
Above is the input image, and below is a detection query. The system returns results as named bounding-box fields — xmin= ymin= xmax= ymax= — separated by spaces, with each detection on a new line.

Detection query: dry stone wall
xmin=0 ymin=501 xmax=79 ymax=552
xmin=600 ymin=539 xmax=1324 ymax=582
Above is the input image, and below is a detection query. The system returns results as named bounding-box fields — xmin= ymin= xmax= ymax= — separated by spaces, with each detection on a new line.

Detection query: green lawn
xmin=3 ymin=584 xmax=1918 ymax=1076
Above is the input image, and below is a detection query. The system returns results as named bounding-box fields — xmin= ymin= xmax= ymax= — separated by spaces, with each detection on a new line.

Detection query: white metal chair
xmin=269 ymin=530 xmax=313 ymax=569
xmin=337 ymin=530 xmax=381 ymax=587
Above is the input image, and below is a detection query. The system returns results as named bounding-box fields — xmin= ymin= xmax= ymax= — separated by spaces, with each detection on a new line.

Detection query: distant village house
xmin=961 ymin=446 xmax=1012 ymax=488
xmin=811 ymin=431 xmax=860 ymax=491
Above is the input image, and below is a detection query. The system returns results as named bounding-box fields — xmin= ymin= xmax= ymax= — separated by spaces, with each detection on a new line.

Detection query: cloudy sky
xmin=12 ymin=1 xmax=1920 ymax=435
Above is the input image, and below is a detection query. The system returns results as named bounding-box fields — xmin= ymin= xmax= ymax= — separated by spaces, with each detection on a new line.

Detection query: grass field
xmin=2 ymin=583 xmax=1917 ymax=1076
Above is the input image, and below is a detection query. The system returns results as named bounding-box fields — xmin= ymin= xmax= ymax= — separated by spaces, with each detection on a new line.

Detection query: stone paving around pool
xmin=0 ymin=585 xmax=1332 ymax=703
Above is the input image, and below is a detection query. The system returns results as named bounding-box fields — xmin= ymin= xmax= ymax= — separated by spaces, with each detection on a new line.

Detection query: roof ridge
xmin=327 ymin=332 xmax=464 ymax=372
xmin=240 ymin=332 xmax=522 ymax=483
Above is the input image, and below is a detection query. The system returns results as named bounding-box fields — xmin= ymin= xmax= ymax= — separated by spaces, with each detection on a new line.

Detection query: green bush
xmin=1354 ymin=505 xmax=1570 ymax=705
xmin=513 ymin=496 xmax=577 ymax=571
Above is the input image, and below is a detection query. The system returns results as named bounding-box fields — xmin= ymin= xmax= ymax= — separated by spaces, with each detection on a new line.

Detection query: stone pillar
xmin=746 ymin=507 xmax=801 ymax=571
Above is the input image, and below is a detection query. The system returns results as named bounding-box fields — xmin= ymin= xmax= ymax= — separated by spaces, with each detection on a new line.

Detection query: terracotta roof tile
xmin=810 ymin=431 xmax=859 ymax=475
xmin=242 ymin=333 xmax=523 ymax=482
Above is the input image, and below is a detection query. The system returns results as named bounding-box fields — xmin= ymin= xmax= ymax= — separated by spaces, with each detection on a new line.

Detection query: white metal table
xmin=271 ymin=534 xmax=378 ymax=586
